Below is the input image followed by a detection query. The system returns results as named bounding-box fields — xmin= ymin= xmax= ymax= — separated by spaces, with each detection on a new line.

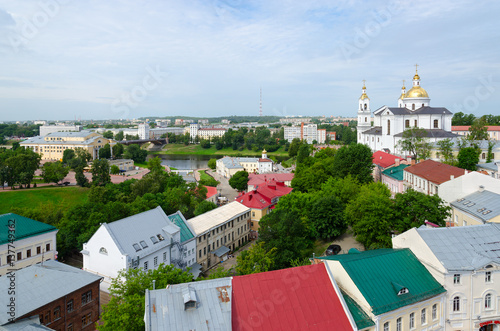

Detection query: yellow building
xmin=20 ymin=131 xmax=115 ymax=160
xmin=450 ymin=189 xmax=500 ymax=226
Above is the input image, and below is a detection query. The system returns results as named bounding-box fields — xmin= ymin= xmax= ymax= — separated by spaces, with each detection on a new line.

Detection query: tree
xmin=236 ymin=242 xmax=276 ymax=275
xmin=310 ymin=194 xmax=347 ymax=239
xmin=110 ymin=165 xmax=120 ymax=175
xmin=331 ymin=143 xmax=373 ymax=184
xmin=200 ymin=139 xmax=211 ymax=149
xmin=112 ymin=143 xmax=124 ymax=158
xmin=146 ymin=157 xmax=164 ymax=173
xmin=296 ymin=143 xmax=311 ymax=164
xmin=397 ymin=127 xmax=432 ymax=160
xmin=193 ymin=200 xmax=217 ymax=216
xmin=115 ymin=131 xmax=124 ymax=141
xmin=97 ymin=264 xmax=193 ymax=331
xmin=436 ymin=138 xmax=456 ymax=165
xmin=75 ymin=166 xmax=89 ymax=187
xmin=207 ymin=158 xmax=216 ymax=170
xmin=288 ymin=138 xmax=302 ymax=158
xmin=228 ymin=170 xmax=249 ymax=191
xmin=102 ymin=131 xmax=114 ymax=139
xmin=344 ymin=182 xmax=394 ymax=249
xmin=468 ymin=117 xmax=488 ymax=141
xmin=457 ymin=147 xmax=480 ymax=171
xmin=487 ymin=140 xmax=495 ymax=163
xmin=124 ymin=144 xmax=148 ymax=163
xmin=91 ymin=159 xmax=111 ymax=186
xmin=41 ymin=161 xmax=69 ymax=184
xmin=393 ymin=188 xmax=450 ymax=233
xmin=62 ymin=149 xmax=75 ymax=165
xmin=99 ymin=143 xmax=111 ymax=159
xmin=452 ymin=112 xmax=475 ymax=126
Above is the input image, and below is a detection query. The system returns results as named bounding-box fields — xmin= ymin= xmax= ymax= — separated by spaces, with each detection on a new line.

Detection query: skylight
xmin=140 ymin=240 xmax=148 ymax=249
xmin=133 ymin=243 xmax=141 ymax=252
xmin=483 ymin=210 xmax=492 ymax=215
xmin=150 ymin=236 xmax=159 ymax=244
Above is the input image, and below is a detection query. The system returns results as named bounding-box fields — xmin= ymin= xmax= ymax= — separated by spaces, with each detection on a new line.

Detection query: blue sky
xmin=0 ymin=0 xmax=499 ymax=121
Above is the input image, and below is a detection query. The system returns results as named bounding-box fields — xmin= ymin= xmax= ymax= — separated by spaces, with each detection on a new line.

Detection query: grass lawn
xmin=0 ymin=186 xmax=90 ymax=214
xmin=152 ymin=144 xmax=289 ymax=157
xmin=133 ymin=161 xmax=148 ymax=168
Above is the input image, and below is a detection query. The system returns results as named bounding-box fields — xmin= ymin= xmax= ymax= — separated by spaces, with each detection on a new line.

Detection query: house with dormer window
xmin=393 ymin=224 xmax=500 ymax=331
xmin=314 ymin=248 xmax=446 ymax=331
xmin=81 ymin=206 xmax=197 ymax=292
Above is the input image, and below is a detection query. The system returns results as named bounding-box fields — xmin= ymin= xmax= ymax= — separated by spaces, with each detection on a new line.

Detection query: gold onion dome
xmin=360 ymin=84 xmax=369 ymax=100
xmin=405 ymin=85 xmax=429 ymax=98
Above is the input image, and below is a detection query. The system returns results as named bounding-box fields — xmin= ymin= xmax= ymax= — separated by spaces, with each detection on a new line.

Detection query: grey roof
xmin=393 ymin=129 xmax=457 ymax=138
xmin=477 ymin=162 xmax=499 ymax=171
xmin=45 ymin=130 xmax=94 ymax=138
xmin=212 ymin=246 xmax=230 ymax=257
xmin=189 ymin=263 xmax=203 ymax=279
xmin=416 ymin=223 xmax=500 ymax=271
xmin=100 ymin=206 xmax=180 ymax=258
xmin=219 ymin=156 xmax=260 ymax=170
xmin=144 ymin=278 xmax=232 ymax=331
xmin=20 ymin=132 xmax=107 ymax=146
xmin=381 ymin=106 xmax=453 ymax=115
xmin=431 ymin=139 xmax=500 ymax=150
xmin=362 ymin=126 xmax=382 ymax=135
xmin=450 ymin=190 xmax=500 ymax=222
xmin=0 ymin=316 xmax=54 ymax=330
xmin=0 ymin=260 xmax=102 ymax=325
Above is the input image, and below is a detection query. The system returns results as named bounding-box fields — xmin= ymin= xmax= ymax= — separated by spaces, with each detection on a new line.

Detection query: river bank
xmin=149 ymin=143 xmax=289 ymax=157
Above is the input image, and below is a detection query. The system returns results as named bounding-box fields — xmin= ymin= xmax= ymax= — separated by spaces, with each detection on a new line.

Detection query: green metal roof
xmin=382 ymin=164 xmax=408 ymax=181
xmin=319 ymin=249 xmax=446 ymax=315
xmin=342 ymin=290 xmax=375 ymax=330
xmin=167 ymin=212 xmax=194 ymax=242
xmin=0 ymin=213 xmax=57 ymax=245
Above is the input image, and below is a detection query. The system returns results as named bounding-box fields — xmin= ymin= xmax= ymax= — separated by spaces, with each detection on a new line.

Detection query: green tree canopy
xmin=207 ymin=158 xmax=216 ymax=170
xmin=115 ymin=130 xmax=124 ymax=141
xmin=468 ymin=116 xmax=488 ymax=141
xmin=331 ymin=143 xmax=374 ymax=184
xmin=457 ymin=146 xmax=480 ymax=171
xmin=436 ymin=138 xmax=456 ymax=165
xmin=193 ymin=200 xmax=217 ymax=216
xmin=113 ymin=143 xmax=124 ymax=158
xmin=41 ymin=161 xmax=69 ymax=184
xmin=236 ymin=242 xmax=276 ymax=275
xmin=397 ymin=127 xmax=432 ymax=160
xmin=98 ymin=143 xmax=112 ymax=159
xmin=91 ymin=159 xmax=111 ymax=186
xmin=124 ymin=144 xmax=148 ymax=163
xmin=102 ymin=131 xmax=114 ymax=139
xmin=228 ymin=170 xmax=249 ymax=191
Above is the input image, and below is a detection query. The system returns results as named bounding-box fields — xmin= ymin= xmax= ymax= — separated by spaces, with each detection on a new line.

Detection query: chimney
xmin=395 ymin=158 xmax=400 ymax=166
xmin=479 ymin=185 xmax=485 ymax=193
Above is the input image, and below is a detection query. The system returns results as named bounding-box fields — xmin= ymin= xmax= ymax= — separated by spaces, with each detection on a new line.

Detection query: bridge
xmin=121 ymin=138 xmax=168 ymax=146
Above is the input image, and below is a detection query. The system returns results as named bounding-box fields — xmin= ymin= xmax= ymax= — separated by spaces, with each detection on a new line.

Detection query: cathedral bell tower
xmin=357 ymin=81 xmax=371 ymax=142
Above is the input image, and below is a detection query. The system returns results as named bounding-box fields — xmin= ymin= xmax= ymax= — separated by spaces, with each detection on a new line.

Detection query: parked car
xmin=325 ymin=244 xmax=341 ymax=256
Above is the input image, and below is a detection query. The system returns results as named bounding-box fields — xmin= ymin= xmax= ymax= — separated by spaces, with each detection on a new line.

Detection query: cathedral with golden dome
xmin=357 ymin=66 xmax=456 ymax=154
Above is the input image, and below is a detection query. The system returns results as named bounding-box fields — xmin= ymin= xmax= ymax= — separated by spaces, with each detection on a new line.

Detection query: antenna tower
xmin=259 ymin=87 xmax=262 ymax=117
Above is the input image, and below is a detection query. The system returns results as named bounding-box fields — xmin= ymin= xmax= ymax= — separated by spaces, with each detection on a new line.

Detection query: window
xmin=46 ymin=243 xmax=50 ymax=252
xmin=421 ymin=308 xmax=426 ymax=325
xmin=453 ymin=296 xmax=460 ymax=312
xmin=486 ymin=271 xmax=492 ymax=282
xmin=412 ymin=104 xmax=415 ymax=110
xmin=154 ymin=256 xmax=158 ymax=266
xmin=99 ymin=247 xmax=108 ymax=255
xmin=150 ymin=236 xmax=159 ymax=244
xmin=482 ymin=153 xmax=486 ymax=159
xmin=26 ymin=249 xmax=31 ymax=258
xmin=485 ymin=293 xmax=492 ymax=309
xmin=409 ymin=312 xmax=415 ymax=329
xmin=133 ymin=243 xmax=141 ymax=252
xmin=396 ymin=317 xmax=402 ymax=331
xmin=17 ymin=252 xmax=21 ymax=261
xmin=67 ymin=299 xmax=74 ymax=313
xmin=387 ymin=120 xmax=391 ymax=135
xmin=54 ymin=306 xmax=61 ymax=320
xmin=140 ymin=240 xmax=148 ymax=249
xmin=454 ymin=274 xmax=461 ymax=284
xmin=67 ymin=323 xmax=73 ymax=331
xmin=383 ymin=322 xmax=389 ymax=331
xmin=82 ymin=290 xmax=92 ymax=305
xmin=199 ymin=250 xmax=202 ymax=258
xmin=163 ymin=252 xmax=167 ymax=261
xmin=405 ymin=119 xmax=410 ymax=128
xmin=204 ymin=247 xmax=206 ymax=255
xmin=432 ymin=304 xmax=437 ymax=320
xmin=252 ymin=211 xmax=255 ymax=217
xmin=37 ymin=246 xmax=41 ymax=254
xmin=434 ymin=119 xmax=438 ymax=128
xmin=82 ymin=313 xmax=92 ymax=327
xmin=414 ymin=119 xmax=417 ymax=127
xmin=44 ymin=311 xmax=51 ymax=324
xmin=144 ymin=261 xmax=148 ymax=271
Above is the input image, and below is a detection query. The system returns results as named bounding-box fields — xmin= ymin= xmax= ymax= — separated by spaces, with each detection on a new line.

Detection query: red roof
xmin=247 ymin=173 xmax=294 ymax=187
xmin=204 ymin=186 xmax=218 ymax=199
xmin=232 ymin=263 xmax=354 ymax=331
xmin=452 ymin=126 xmax=500 ymax=131
xmin=236 ymin=181 xmax=293 ymax=209
xmin=372 ymin=151 xmax=404 ymax=169
xmin=404 ymin=159 xmax=467 ymax=184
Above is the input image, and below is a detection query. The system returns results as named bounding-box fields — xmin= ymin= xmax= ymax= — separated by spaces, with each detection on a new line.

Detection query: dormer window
xmin=140 ymin=240 xmax=148 ymax=249
xmin=183 ymin=286 xmax=198 ymax=310
xmin=398 ymin=288 xmax=409 ymax=295
xmin=99 ymin=247 xmax=108 ymax=255
xmin=133 ymin=243 xmax=141 ymax=252
xmin=150 ymin=236 xmax=159 ymax=244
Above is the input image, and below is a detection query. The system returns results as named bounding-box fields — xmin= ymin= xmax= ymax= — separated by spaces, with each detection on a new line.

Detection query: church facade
xmin=357 ymin=68 xmax=456 ymax=155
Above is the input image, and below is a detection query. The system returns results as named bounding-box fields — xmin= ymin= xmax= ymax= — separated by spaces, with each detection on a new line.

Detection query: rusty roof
xmin=404 ymin=159 xmax=467 ymax=185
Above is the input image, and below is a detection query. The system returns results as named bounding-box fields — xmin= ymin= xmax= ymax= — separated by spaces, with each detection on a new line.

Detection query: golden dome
xmin=405 ymin=86 xmax=429 ymax=98
xmin=360 ymin=93 xmax=369 ymax=100
xmin=399 ymin=92 xmax=406 ymax=100
xmin=413 ymin=73 xmax=420 ymax=80
xmin=262 ymin=149 xmax=267 ymax=153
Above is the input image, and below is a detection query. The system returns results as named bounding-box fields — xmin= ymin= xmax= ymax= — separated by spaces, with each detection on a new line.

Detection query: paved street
xmin=207 ymin=169 xmax=240 ymax=202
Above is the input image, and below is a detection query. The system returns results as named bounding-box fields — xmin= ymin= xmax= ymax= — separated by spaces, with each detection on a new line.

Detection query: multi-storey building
xmin=216 ymin=150 xmax=274 ymax=178
xmin=284 ymin=123 xmax=326 ymax=144
xmin=0 ymin=213 xmax=58 ymax=276
xmin=0 ymin=260 xmax=102 ymax=331
xmin=21 ymin=131 xmax=115 ymax=160
xmin=39 ymin=124 xmax=82 ymax=136
xmin=138 ymin=123 xmax=150 ymax=139
xmin=82 ymin=206 xmax=197 ymax=292
xmin=450 ymin=189 xmax=500 ymax=226
xmin=187 ymin=202 xmax=251 ymax=270
xmin=393 ymin=224 xmax=500 ymax=331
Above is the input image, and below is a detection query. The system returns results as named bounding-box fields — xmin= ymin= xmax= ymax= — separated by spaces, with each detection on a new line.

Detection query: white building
xmin=438 ymin=171 xmax=500 ymax=206
xmin=393 ymin=224 xmax=500 ymax=331
xmin=138 ymin=123 xmax=150 ymax=139
xmin=216 ymin=150 xmax=274 ymax=178
xmin=284 ymin=123 xmax=326 ymax=144
xmin=358 ymin=68 xmax=456 ymax=154
xmin=40 ymin=124 xmax=82 ymax=136
xmin=81 ymin=207 xmax=197 ymax=292
xmin=0 ymin=213 xmax=58 ymax=276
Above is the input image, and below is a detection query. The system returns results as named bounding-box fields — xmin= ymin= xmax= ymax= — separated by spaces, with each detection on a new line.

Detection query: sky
xmin=0 ymin=0 xmax=499 ymax=121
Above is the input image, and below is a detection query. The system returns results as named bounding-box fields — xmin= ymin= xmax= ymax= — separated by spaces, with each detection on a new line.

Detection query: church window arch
xmin=364 ymin=104 xmax=367 ymax=110
xmin=387 ymin=120 xmax=391 ymax=135
xmin=365 ymin=117 xmax=367 ymax=122
xmin=434 ymin=120 xmax=439 ymax=128
xmin=422 ymin=103 xmax=425 ymax=108
xmin=412 ymin=104 xmax=415 ymax=110
xmin=405 ymin=120 xmax=410 ymax=128
xmin=414 ymin=120 xmax=418 ymax=127
xmin=99 ymin=247 xmax=108 ymax=255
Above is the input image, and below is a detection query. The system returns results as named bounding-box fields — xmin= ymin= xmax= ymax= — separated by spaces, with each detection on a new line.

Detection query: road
xmin=207 ymin=169 xmax=240 ymax=202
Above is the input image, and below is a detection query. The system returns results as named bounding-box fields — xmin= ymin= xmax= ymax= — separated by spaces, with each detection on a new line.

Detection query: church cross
xmin=415 ymin=64 xmax=419 ymax=72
